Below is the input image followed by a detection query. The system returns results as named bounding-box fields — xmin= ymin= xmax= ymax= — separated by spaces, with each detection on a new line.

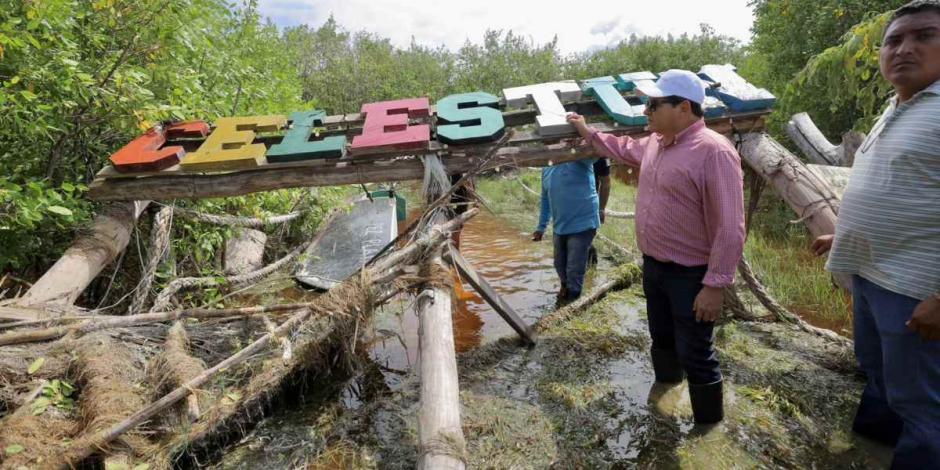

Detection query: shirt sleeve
xmin=537 ymin=175 xmax=551 ymax=232
xmin=701 ymin=148 xmax=746 ymax=288
xmin=587 ymin=129 xmax=647 ymax=168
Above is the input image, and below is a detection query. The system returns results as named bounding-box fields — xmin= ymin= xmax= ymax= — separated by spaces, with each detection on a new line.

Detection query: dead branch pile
xmin=0 ymin=201 xmax=477 ymax=468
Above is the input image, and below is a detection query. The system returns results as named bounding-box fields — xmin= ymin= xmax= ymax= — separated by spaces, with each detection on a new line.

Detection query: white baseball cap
xmin=635 ymin=69 xmax=706 ymax=105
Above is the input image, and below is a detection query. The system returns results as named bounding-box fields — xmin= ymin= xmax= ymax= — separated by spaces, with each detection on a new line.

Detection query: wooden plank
xmin=93 ymin=111 xmax=767 ymax=180
xmin=445 ymin=245 xmax=536 ymax=346
xmin=88 ymin=115 xmax=766 ymax=201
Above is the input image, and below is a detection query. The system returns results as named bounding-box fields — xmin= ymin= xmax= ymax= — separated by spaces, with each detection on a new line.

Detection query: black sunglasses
xmin=646 ymin=96 xmax=687 ymax=112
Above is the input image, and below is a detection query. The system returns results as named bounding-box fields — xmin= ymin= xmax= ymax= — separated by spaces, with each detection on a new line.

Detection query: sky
xmin=258 ymin=0 xmax=756 ymax=54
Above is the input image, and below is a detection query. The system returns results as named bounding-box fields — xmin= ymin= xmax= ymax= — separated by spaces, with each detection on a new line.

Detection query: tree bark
xmin=417 ymin=253 xmax=466 ymax=470
xmin=18 ymin=201 xmax=149 ymax=314
xmin=739 ymin=133 xmax=851 ymax=291
xmin=786 ymin=112 xmax=865 ymax=166
xmin=224 ymin=228 xmax=267 ymax=275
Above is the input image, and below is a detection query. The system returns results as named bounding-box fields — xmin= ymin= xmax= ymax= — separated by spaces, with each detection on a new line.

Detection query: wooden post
xmin=444 ymin=246 xmax=535 ymax=346
xmin=417 ymin=252 xmax=466 ymax=470
xmin=17 ymin=201 xmax=149 ymax=313
xmin=739 ymin=133 xmax=851 ymax=291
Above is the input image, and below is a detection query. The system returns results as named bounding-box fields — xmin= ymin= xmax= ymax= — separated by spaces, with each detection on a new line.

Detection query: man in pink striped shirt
xmin=567 ymin=70 xmax=746 ymax=425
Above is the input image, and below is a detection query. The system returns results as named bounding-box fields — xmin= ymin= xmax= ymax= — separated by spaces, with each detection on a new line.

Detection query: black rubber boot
xmin=689 ymin=380 xmax=724 ymax=424
xmin=650 ymin=348 xmax=685 ymax=384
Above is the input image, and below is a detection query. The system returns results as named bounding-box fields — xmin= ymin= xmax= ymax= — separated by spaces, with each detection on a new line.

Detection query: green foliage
xmin=0 ymin=0 xmax=304 ymax=275
xmin=780 ymin=12 xmax=896 ymax=136
xmin=286 ymin=16 xmax=456 ymax=114
xmin=0 ymin=178 xmax=91 ymax=272
xmin=571 ymin=25 xmax=746 ymax=79
xmin=749 ymin=1 xmax=906 ymax=140
xmin=31 ymin=379 xmax=76 ymax=415
xmin=749 ymin=0 xmax=907 ymax=93
xmin=285 ymin=19 xmax=747 ymax=113
xmin=453 ymin=30 xmax=565 ymax=94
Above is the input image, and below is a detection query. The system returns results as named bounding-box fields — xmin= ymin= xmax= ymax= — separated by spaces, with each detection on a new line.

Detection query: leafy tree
xmin=0 ymin=0 xmax=305 ymax=274
xmin=749 ymin=0 xmax=907 ymax=93
xmin=453 ymin=30 xmax=565 ymax=94
xmin=569 ymin=25 xmax=746 ymax=79
xmin=780 ymin=12 xmax=895 ymax=137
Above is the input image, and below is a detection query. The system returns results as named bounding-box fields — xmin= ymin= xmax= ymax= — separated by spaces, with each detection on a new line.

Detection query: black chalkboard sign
xmin=295 ymin=197 xmax=398 ymax=290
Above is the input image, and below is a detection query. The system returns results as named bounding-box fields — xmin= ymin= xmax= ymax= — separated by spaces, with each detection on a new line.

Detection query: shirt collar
xmin=890 ymin=78 xmax=940 ymax=106
xmin=925 ymin=78 xmax=940 ymax=95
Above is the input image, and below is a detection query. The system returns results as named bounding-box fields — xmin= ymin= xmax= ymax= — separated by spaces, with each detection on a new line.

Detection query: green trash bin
xmin=369 ymin=190 xmax=407 ymax=222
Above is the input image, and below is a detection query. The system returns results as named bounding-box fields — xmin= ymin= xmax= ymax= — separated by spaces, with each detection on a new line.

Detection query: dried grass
xmin=148 ymin=321 xmax=207 ymax=426
xmin=69 ymin=333 xmax=156 ymax=463
xmin=0 ymin=412 xmax=76 ymax=468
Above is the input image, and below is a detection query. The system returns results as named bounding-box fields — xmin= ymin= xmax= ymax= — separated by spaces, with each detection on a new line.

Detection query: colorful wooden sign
xmin=109 ymin=121 xmax=209 ymax=173
xmin=502 ymin=81 xmax=582 ymax=136
xmin=267 ymin=110 xmax=346 ymax=163
xmin=180 ymin=116 xmax=286 ymax=171
xmin=434 ymin=92 xmax=505 ymax=144
xmin=350 ymin=98 xmax=431 ymax=154
xmin=581 ymin=77 xmax=647 ymax=126
xmin=698 ymin=64 xmax=776 ymax=112
xmin=108 ymin=64 xmax=776 ymax=174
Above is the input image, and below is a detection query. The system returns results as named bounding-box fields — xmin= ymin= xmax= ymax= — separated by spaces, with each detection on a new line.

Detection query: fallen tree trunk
xmin=738 ymin=257 xmax=851 ymax=347
xmin=0 ymin=303 xmax=310 ymax=346
xmin=149 ymin=322 xmax=206 ymax=423
xmin=53 ymin=306 xmax=316 ymax=468
xmin=739 ymin=133 xmax=851 ymax=291
xmin=786 ymin=113 xmax=865 ymax=167
xmin=49 ymin=209 xmax=479 ymax=467
xmin=150 ymin=234 xmax=312 ymax=312
xmin=129 ymin=205 xmax=174 ymax=315
xmin=17 ymin=201 xmax=149 ymax=313
xmin=417 ymin=254 xmax=466 ymax=470
xmin=224 ymin=228 xmax=267 ymax=275
xmin=70 ymin=334 xmax=155 ymax=467
xmin=605 ymin=210 xmax=635 ymax=220
xmin=173 ymin=207 xmax=303 ymax=227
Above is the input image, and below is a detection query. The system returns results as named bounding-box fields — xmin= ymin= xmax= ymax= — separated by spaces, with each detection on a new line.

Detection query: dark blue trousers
xmin=552 ymin=228 xmax=596 ymax=299
xmin=642 ymin=256 xmax=721 ymax=385
xmin=852 ymin=275 xmax=940 ymax=469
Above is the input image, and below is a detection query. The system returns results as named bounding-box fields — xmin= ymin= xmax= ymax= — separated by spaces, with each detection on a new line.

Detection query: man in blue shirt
xmin=532 ymin=159 xmax=600 ymax=301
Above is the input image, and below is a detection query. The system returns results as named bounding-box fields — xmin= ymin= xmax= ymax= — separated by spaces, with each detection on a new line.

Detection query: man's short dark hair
xmin=886 ymin=0 xmax=940 ymax=34
xmin=689 ymin=101 xmax=704 ymax=118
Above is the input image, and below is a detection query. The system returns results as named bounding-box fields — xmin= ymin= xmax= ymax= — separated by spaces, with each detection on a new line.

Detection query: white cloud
xmin=258 ymin=0 xmax=755 ymax=55
xmin=590 ymin=17 xmax=621 ymax=36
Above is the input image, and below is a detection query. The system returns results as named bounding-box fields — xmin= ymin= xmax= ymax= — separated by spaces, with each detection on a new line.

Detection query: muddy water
xmin=368 ymin=209 xmax=558 ymax=375
xmin=211 ymin=209 xmax=568 ymax=468
xmin=211 ymin=202 xmax=893 ymax=469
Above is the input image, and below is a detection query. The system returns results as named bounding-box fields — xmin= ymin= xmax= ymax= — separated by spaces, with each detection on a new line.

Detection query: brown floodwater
xmin=367 ymin=209 xmax=559 ymax=377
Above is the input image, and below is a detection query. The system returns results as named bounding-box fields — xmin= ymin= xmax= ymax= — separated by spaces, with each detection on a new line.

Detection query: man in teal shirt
xmin=532 ymin=159 xmax=600 ymax=301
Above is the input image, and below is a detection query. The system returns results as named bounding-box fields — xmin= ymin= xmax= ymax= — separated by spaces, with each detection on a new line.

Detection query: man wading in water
xmin=567 ymin=70 xmax=746 ymax=424
xmin=812 ymin=1 xmax=940 ymax=467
